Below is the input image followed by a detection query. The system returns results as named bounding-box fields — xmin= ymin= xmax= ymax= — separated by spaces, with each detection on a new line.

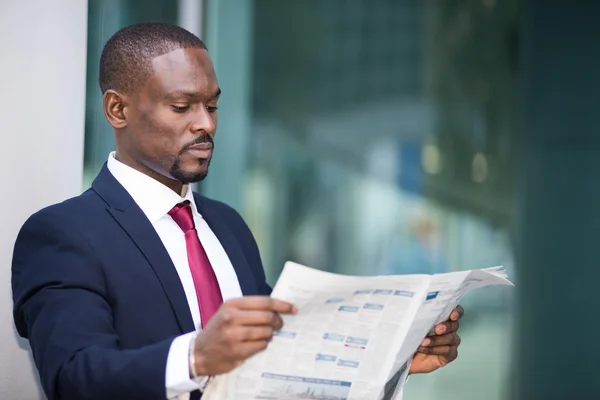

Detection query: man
xmin=11 ymin=23 xmax=463 ymax=400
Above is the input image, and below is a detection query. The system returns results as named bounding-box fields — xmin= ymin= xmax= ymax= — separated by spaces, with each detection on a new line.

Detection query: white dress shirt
xmin=107 ymin=152 xmax=243 ymax=399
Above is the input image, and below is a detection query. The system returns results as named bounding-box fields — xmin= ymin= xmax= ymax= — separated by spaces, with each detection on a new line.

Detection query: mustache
xmin=180 ymin=135 xmax=214 ymax=153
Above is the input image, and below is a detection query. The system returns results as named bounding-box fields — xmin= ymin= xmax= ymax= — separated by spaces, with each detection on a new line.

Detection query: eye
xmin=171 ymin=105 xmax=190 ymax=113
xmin=207 ymin=105 xmax=218 ymax=113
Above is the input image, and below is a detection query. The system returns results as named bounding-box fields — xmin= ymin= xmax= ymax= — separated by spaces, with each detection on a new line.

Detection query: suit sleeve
xmin=12 ymin=210 xmax=175 ymax=400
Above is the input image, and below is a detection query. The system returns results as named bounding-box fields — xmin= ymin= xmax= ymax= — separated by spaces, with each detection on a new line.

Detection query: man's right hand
xmin=192 ymin=296 xmax=297 ymax=376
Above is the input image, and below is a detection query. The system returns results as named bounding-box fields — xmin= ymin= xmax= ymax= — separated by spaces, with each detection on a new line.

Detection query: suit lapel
xmin=92 ymin=165 xmax=195 ymax=333
xmin=108 ymin=207 xmax=195 ymax=333
xmin=196 ymin=196 xmax=258 ymax=296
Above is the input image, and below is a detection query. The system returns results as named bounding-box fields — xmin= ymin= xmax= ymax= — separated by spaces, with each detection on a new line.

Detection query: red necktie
xmin=169 ymin=201 xmax=223 ymax=328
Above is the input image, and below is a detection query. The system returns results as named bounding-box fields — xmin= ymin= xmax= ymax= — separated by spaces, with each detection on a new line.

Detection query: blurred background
xmin=3 ymin=0 xmax=600 ymax=399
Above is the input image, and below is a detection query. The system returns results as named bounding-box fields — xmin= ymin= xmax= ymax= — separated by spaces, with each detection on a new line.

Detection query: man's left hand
xmin=409 ymin=305 xmax=464 ymax=374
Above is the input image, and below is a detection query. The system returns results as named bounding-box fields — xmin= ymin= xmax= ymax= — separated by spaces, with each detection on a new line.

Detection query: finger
xmin=227 ymin=296 xmax=298 ymax=314
xmin=450 ymin=305 xmax=465 ymax=321
xmin=416 ymin=345 xmax=458 ymax=361
xmin=234 ymin=340 xmax=270 ymax=360
xmin=434 ymin=320 xmax=459 ymax=335
xmin=420 ymin=333 xmax=460 ymax=348
xmin=231 ymin=310 xmax=284 ymax=329
xmin=239 ymin=326 xmax=275 ymax=342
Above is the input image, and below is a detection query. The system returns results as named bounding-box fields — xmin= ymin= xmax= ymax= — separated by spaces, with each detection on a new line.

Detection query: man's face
xmin=119 ymin=47 xmax=220 ymax=184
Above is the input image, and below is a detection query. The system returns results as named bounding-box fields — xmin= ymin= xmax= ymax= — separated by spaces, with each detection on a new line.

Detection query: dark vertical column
xmin=513 ymin=1 xmax=600 ymax=398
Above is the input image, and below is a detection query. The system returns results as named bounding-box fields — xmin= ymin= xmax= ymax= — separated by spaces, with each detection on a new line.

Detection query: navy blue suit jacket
xmin=11 ymin=165 xmax=272 ymax=400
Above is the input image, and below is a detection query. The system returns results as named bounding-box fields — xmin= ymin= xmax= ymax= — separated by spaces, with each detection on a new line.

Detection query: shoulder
xmin=12 ymin=189 xmax=105 ymax=286
xmin=17 ymin=189 xmax=105 ymax=240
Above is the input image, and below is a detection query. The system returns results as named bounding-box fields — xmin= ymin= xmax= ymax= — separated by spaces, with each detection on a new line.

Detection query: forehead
xmin=145 ymin=47 xmax=218 ymax=97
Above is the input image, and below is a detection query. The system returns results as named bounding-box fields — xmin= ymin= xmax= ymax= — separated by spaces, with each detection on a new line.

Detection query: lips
xmin=184 ymin=143 xmax=213 ymax=159
xmin=187 ymin=143 xmax=213 ymax=151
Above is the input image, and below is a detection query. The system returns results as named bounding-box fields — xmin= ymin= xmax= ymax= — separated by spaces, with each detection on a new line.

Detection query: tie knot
xmin=169 ymin=200 xmax=196 ymax=233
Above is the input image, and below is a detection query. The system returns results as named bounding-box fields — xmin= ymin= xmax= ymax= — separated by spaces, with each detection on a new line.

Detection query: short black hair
xmin=99 ymin=22 xmax=207 ymax=94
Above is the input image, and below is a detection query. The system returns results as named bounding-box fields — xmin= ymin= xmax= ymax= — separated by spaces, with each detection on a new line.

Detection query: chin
xmin=170 ymin=167 xmax=208 ymax=184
xmin=170 ymin=157 xmax=211 ymax=184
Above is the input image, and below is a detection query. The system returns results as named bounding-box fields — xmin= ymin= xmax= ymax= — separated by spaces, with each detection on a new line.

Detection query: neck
xmin=114 ymin=151 xmax=184 ymax=195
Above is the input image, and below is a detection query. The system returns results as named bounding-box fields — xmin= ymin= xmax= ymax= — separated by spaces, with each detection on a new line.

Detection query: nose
xmin=190 ymin=106 xmax=216 ymax=134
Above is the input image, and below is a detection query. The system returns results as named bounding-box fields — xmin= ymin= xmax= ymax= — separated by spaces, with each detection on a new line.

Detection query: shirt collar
xmin=106 ymin=151 xmax=200 ymax=223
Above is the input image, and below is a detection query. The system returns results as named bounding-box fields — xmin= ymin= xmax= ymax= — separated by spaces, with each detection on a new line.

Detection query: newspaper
xmin=203 ymin=262 xmax=513 ymax=400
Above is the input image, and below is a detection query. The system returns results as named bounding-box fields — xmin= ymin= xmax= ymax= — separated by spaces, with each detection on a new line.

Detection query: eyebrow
xmin=164 ymin=87 xmax=222 ymax=100
xmin=211 ymin=88 xmax=222 ymax=99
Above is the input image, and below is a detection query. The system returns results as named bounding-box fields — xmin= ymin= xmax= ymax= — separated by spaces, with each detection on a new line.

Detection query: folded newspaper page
xmin=203 ymin=262 xmax=513 ymax=400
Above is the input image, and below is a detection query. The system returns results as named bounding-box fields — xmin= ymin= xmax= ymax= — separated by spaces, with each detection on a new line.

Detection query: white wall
xmin=0 ymin=1 xmax=88 ymax=398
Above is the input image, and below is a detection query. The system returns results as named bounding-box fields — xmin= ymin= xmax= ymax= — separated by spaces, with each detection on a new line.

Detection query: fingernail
xmin=421 ymin=338 xmax=431 ymax=346
xmin=436 ymin=325 xmax=446 ymax=334
xmin=292 ymin=306 xmax=299 ymax=314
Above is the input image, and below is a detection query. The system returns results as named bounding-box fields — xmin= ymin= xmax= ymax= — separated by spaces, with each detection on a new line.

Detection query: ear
xmin=103 ymin=90 xmax=129 ymax=129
